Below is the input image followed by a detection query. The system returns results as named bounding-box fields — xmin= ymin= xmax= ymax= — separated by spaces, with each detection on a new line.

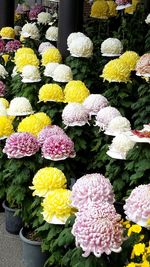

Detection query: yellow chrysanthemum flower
xmin=42 ymin=48 xmax=62 ymax=66
xmin=101 ymin=58 xmax=131 ymax=83
xmin=128 ymin=224 xmax=142 ymax=236
xmin=64 ymin=80 xmax=90 ymax=103
xmin=0 ymin=116 xmax=14 ymax=137
xmin=33 ymin=112 xmax=52 ymax=126
xmin=125 ymin=0 xmax=139 ymax=14
xmin=107 ymin=1 xmax=118 ymax=17
xmin=91 ymin=1 xmax=109 ymax=19
xmin=39 ymin=84 xmax=64 ymax=103
xmin=0 ymin=27 xmax=15 ymax=39
xmin=2 ymin=54 xmax=10 ymax=65
xmin=0 ymin=98 xmax=9 ymax=108
xmin=42 ymin=189 xmax=74 ymax=224
xmin=141 ymin=261 xmax=150 ymax=267
xmin=14 ymin=47 xmax=35 ymax=62
xmin=119 ymin=51 xmax=140 ymax=71
xmin=15 ymin=53 xmax=39 ymax=72
xmin=126 ymin=263 xmax=136 ymax=267
xmin=131 ymin=243 xmax=145 ymax=259
xmin=30 ymin=167 xmax=67 ymax=197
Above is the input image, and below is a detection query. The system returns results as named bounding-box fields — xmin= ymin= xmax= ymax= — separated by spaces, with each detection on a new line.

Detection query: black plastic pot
xmin=19 ymin=228 xmax=48 ymax=267
xmin=2 ymin=201 xmax=23 ymax=235
xmin=0 ymin=199 xmax=4 ymax=212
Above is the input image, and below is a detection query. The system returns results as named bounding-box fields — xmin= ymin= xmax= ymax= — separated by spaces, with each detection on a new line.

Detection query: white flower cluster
xmin=44 ymin=63 xmax=59 ymax=77
xmin=145 ymin=14 xmax=150 ymax=24
xmin=21 ymin=65 xmax=41 ymax=83
xmin=105 ymin=116 xmax=131 ymax=136
xmin=37 ymin=12 xmax=52 ymax=25
xmin=45 ymin=26 xmax=58 ymax=41
xmin=53 ymin=64 xmax=73 ymax=83
xmin=21 ymin=23 xmax=40 ymax=40
xmin=38 ymin=42 xmax=55 ymax=55
xmin=101 ymin=38 xmax=123 ymax=57
xmin=0 ymin=102 xmax=7 ymax=116
xmin=7 ymin=97 xmax=34 ymax=116
xmin=0 ymin=64 xmax=8 ymax=79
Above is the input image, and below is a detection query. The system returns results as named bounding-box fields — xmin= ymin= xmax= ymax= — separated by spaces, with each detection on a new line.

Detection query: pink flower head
xmin=5 ymin=40 xmax=21 ymax=53
xmin=38 ymin=125 xmax=66 ymax=146
xmin=71 ymin=173 xmax=115 ymax=210
xmin=135 ymin=53 xmax=150 ymax=76
xmin=124 ymin=184 xmax=150 ymax=228
xmin=115 ymin=0 xmax=131 ymax=6
xmin=29 ymin=4 xmax=45 ymax=20
xmin=72 ymin=203 xmax=123 ymax=257
xmin=42 ymin=134 xmax=76 ymax=161
xmin=62 ymin=103 xmax=89 ymax=127
xmin=3 ymin=132 xmax=40 ymax=158
xmin=95 ymin=106 xmax=121 ymax=130
xmin=0 ymin=39 xmax=5 ymax=53
xmin=15 ymin=3 xmax=29 ymax=14
xmin=0 ymin=81 xmax=6 ymax=96
xmin=83 ymin=94 xmax=109 ymax=116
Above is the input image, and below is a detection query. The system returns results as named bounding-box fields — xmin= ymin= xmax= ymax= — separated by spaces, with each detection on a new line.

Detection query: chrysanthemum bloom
xmin=101 ymin=38 xmax=123 ymax=57
xmin=28 ymin=4 xmax=45 ymax=20
xmin=0 ymin=102 xmax=7 ymax=116
xmin=67 ymin=32 xmax=85 ymax=47
xmin=115 ymin=0 xmax=131 ymax=10
xmin=95 ymin=106 xmax=121 ymax=130
xmin=15 ymin=53 xmax=39 ymax=72
xmin=0 ymin=39 xmax=5 ymax=54
xmin=0 ymin=27 xmax=15 ymax=39
xmin=119 ymin=51 xmax=140 ymax=71
xmin=101 ymin=58 xmax=131 ymax=83
xmin=52 ymin=64 xmax=73 ymax=83
xmin=0 ymin=81 xmax=6 ymax=96
xmin=145 ymin=14 xmax=150 ymax=24
xmin=125 ymin=0 xmax=139 ymax=14
xmin=44 ymin=62 xmax=59 ymax=77
xmin=83 ymin=94 xmax=109 ymax=115
xmin=29 ymin=167 xmax=67 ymax=197
xmin=90 ymin=1 xmax=109 ymax=19
xmin=71 ymin=173 xmax=115 ymax=210
xmin=72 ymin=204 xmax=123 ymax=257
xmin=62 ymin=103 xmax=89 ymax=127
xmin=33 ymin=112 xmax=52 ymax=126
xmin=37 ymin=12 xmax=52 ymax=25
xmin=124 ymin=184 xmax=150 ymax=228
xmin=0 ymin=64 xmax=8 ymax=79
xmin=107 ymin=1 xmax=118 ymax=17
xmin=135 ymin=53 xmax=150 ymax=76
xmin=15 ymin=3 xmax=30 ymax=14
xmin=21 ymin=65 xmax=41 ymax=83
xmin=14 ymin=47 xmax=35 ymax=61
xmin=0 ymin=98 xmax=9 ymax=108
xmin=105 ymin=116 xmax=131 ymax=136
xmin=64 ymin=81 xmax=90 ymax=103
xmin=38 ymin=42 xmax=55 ymax=55
xmin=38 ymin=125 xmax=65 ymax=146
xmin=38 ymin=84 xmax=64 ymax=102
xmin=5 ymin=40 xmax=21 ymax=53
xmin=42 ymin=48 xmax=62 ymax=66
xmin=0 ymin=116 xmax=14 ymax=139
xmin=42 ymin=189 xmax=74 ymax=224
xmin=107 ymin=133 xmax=135 ymax=159
xmin=68 ymin=36 xmax=93 ymax=58
xmin=3 ymin=132 xmax=39 ymax=158
xmin=20 ymin=23 xmax=40 ymax=40
xmin=42 ymin=134 xmax=76 ymax=160
xmin=7 ymin=97 xmax=34 ymax=116
xmin=45 ymin=26 xmax=58 ymax=41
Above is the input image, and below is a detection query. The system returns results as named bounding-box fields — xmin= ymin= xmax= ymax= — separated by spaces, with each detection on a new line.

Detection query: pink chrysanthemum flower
xmin=0 ymin=81 xmax=6 ymax=96
xmin=42 ymin=134 xmax=76 ymax=161
xmin=3 ymin=132 xmax=39 ymax=158
xmin=38 ymin=125 xmax=66 ymax=146
xmin=83 ymin=94 xmax=109 ymax=116
xmin=29 ymin=4 xmax=45 ymax=20
xmin=62 ymin=103 xmax=89 ymax=127
xmin=71 ymin=173 xmax=115 ymax=210
xmin=95 ymin=106 xmax=121 ymax=130
xmin=5 ymin=40 xmax=21 ymax=53
xmin=124 ymin=184 xmax=150 ymax=228
xmin=0 ymin=39 xmax=5 ymax=54
xmin=115 ymin=0 xmax=131 ymax=6
xmin=72 ymin=203 xmax=123 ymax=257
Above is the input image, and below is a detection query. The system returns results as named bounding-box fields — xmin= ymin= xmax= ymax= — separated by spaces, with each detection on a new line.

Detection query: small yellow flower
xmin=42 ymin=48 xmax=62 ymax=66
xmin=30 ymin=167 xmax=67 ymax=197
xmin=38 ymin=84 xmax=64 ymax=103
xmin=0 ymin=98 xmax=9 ymax=108
xmin=0 ymin=27 xmax=15 ymax=39
xmin=132 ymin=243 xmax=145 ymax=257
xmin=2 ymin=54 xmax=10 ymax=65
xmin=0 ymin=116 xmax=14 ymax=137
xmin=91 ymin=1 xmax=109 ymax=19
xmin=126 ymin=262 xmax=136 ymax=267
xmin=119 ymin=51 xmax=140 ymax=71
xmin=128 ymin=224 xmax=142 ymax=236
xmin=64 ymin=80 xmax=90 ymax=103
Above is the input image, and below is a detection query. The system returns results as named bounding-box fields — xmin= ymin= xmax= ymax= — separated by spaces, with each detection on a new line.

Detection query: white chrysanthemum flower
xmin=67 ymin=32 xmax=85 ymax=47
xmin=105 ymin=116 xmax=131 ymax=136
xmin=38 ymin=42 xmax=55 ymax=55
xmin=7 ymin=97 xmax=34 ymax=116
xmin=107 ymin=134 xmax=135 ymax=160
xmin=62 ymin=103 xmax=89 ymax=127
xmin=44 ymin=62 xmax=59 ymax=77
xmin=68 ymin=36 xmax=93 ymax=58
xmin=0 ymin=64 xmax=8 ymax=79
xmin=53 ymin=64 xmax=73 ymax=83
xmin=0 ymin=102 xmax=7 ymax=116
xmin=21 ymin=65 xmax=41 ymax=83
xmin=101 ymin=38 xmax=123 ymax=57
xmin=21 ymin=23 xmax=40 ymax=40
xmin=83 ymin=94 xmax=109 ymax=115
xmin=37 ymin=12 xmax=52 ymax=25
xmin=145 ymin=14 xmax=150 ymax=24
xmin=45 ymin=26 xmax=58 ymax=41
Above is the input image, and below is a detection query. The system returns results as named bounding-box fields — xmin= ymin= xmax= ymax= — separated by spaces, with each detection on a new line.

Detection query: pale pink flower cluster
xmin=95 ymin=106 xmax=121 ymax=130
xmin=135 ymin=53 xmax=150 ymax=76
xmin=115 ymin=0 xmax=131 ymax=5
xmin=29 ymin=4 xmax=45 ymax=20
xmin=124 ymin=184 xmax=150 ymax=228
xmin=62 ymin=103 xmax=89 ymax=127
xmin=5 ymin=40 xmax=21 ymax=53
xmin=0 ymin=81 xmax=6 ymax=96
xmin=3 ymin=132 xmax=39 ymax=158
xmin=38 ymin=125 xmax=66 ymax=146
xmin=83 ymin=94 xmax=109 ymax=116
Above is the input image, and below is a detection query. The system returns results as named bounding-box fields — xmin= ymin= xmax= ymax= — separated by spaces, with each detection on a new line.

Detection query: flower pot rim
xmin=19 ymin=227 xmax=42 ymax=246
xmin=2 ymin=200 xmax=20 ymax=212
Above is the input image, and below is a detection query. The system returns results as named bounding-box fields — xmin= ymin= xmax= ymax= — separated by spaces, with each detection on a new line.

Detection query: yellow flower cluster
xmin=39 ymin=84 xmax=64 ymax=103
xmin=18 ymin=112 xmax=51 ymax=136
xmin=0 ymin=27 xmax=15 ymax=39
xmin=127 ymin=224 xmax=142 ymax=236
xmin=125 ymin=0 xmax=139 ymax=14
xmin=119 ymin=51 xmax=140 ymax=71
xmin=30 ymin=167 xmax=67 ymax=197
xmin=64 ymin=80 xmax=90 ymax=103
xmin=91 ymin=1 xmax=117 ymax=19
xmin=101 ymin=58 xmax=131 ymax=83
xmin=42 ymin=48 xmax=62 ymax=66
xmin=15 ymin=53 xmax=39 ymax=72
xmin=14 ymin=47 xmax=35 ymax=62
xmin=41 ymin=189 xmax=74 ymax=224
xmin=0 ymin=116 xmax=14 ymax=137
xmin=0 ymin=98 xmax=9 ymax=108
xmin=107 ymin=1 xmax=117 ymax=17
